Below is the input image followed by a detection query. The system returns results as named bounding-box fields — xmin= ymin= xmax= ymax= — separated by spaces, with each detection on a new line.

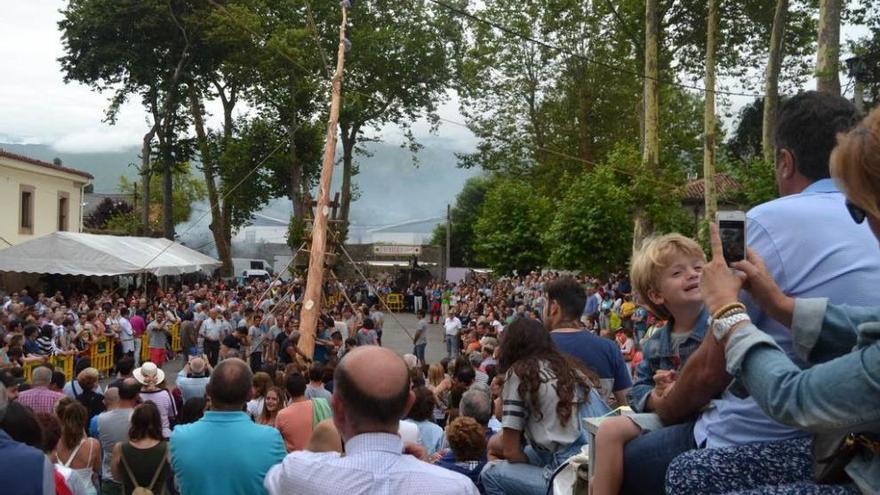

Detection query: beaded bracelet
xmin=711 ymin=302 xmax=746 ymax=320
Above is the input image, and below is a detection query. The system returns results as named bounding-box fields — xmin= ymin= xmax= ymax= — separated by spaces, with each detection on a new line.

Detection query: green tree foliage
xmin=118 ymin=164 xmax=206 ymax=230
xmin=472 ymin=179 xmax=551 ymax=274
xmin=545 ymin=144 xmax=693 ymax=273
xmin=544 ymin=164 xmax=633 ymax=274
xmin=430 ymin=176 xmax=490 ymax=267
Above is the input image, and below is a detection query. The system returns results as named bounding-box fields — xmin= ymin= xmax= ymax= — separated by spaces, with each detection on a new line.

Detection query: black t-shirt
xmin=279 ymin=338 xmax=297 ymax=365
xmin=222 ymin=334 xmax=240 ymax=350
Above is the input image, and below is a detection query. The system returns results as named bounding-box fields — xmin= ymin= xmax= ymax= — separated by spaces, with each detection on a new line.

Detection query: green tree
xmin=325 ymin=0 xmax=464 ymax=232
xmin=118 ymin=164 xmax=206 ymax=234
xmin=59 ymin=0 xmax=194 ymax=238
xmin=544 ymin=165 xmax=633 ymax=274
xmin=431 ymin=176 xmax=490 ymax=267
xmin=472 ymin=179 xmax=551 ymax=274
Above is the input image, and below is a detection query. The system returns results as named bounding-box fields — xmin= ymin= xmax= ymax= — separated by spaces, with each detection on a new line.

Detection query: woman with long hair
xmin=258 ymin=387 xmax=285 ymax=426
xmin=111 ymin=402 xmax=172 ymax=495
xmin=55 ymin=398 xmax=100 ymax=495
xmin=247 ymin=371 xmax=272 ymax=420
xmin=481 ymin=318 xmax=608 ymax=495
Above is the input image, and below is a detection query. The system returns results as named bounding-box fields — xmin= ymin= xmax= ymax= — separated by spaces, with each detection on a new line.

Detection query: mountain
xmin=0 ymin=142 xmax=140 ymax=192
xmin=0 ymin=138 xmax=480 ymax=227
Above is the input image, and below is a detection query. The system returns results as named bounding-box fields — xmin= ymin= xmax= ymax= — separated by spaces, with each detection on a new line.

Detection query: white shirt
xmin=443 ymin=317 xmax=462 ymax=337
xmin=264 ymin=432 xmax=478 ymax=495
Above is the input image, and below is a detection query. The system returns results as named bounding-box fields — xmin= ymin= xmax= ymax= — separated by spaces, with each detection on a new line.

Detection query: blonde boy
xmin=591 ymin=233 xmax=709 ymax=495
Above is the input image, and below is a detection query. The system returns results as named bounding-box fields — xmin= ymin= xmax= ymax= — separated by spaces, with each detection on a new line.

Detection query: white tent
xmin=0 ymin=232 xmax=220 ymax=277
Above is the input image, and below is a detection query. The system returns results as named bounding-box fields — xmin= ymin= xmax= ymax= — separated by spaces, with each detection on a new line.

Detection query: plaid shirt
xmin=17 ymin=386 xmax=66 ymax=415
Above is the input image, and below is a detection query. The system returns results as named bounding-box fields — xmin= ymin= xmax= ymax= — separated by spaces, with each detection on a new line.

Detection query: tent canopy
xmin=0 ymin=232 xmax=220 ymax=277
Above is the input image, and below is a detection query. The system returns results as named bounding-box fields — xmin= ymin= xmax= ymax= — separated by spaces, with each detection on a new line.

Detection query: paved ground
xmin=151 ymin=312 xmax=449 ymax=386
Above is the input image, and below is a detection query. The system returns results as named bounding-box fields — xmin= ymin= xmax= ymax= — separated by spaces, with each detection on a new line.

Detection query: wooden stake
xmin=297 ymin=5 xmax=349 ymax=361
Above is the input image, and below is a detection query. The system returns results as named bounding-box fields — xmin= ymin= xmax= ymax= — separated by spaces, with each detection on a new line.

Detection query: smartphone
xmin=716 ymin=211 xmax=746 ymax=264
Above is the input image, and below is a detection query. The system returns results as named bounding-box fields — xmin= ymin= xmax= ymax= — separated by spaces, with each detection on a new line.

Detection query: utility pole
xmin=297 ymin=3 xmax=350 ymax=362
xmin=445 ymin=204 xmax=451 ymax=282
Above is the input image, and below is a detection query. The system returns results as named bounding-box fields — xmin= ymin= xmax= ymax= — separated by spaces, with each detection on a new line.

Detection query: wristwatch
xmin=709 ymin=312 xmax=751 ymax=341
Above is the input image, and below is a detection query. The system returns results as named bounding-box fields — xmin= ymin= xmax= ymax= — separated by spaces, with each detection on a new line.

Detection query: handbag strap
xmin=120 ymin=442 xmax=167 ymax=491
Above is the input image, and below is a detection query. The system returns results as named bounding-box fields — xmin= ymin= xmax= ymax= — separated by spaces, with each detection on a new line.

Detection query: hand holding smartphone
xmin=715 ymin=211 xmax=746 ymax=265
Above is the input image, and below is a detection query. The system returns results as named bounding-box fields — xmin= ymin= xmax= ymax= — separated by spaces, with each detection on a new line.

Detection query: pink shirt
xmin=130 ymin=315 xmax=146 ymax=338
xmin=275 ymin=401 xmax=314 ymax=452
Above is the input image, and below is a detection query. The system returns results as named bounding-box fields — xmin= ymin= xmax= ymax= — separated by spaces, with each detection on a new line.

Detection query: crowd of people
xmin=0 ymin=90 xmax=878 ymax=495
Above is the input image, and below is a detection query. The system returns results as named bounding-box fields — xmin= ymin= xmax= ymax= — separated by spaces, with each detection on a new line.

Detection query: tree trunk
xmin=703 ymin=0 xmax=719 ymax=224
xmin=816 ymin=0 xmax=841 ymax=95
xmin=287 ymin=119 xmax=305 ymax=223
xmin=159 ymin=121 xmax=175 ymax=240
xmin=338 ymin=122 xmax=357 ymax=235
xmin=635 ymin=0 xmax=660 ymax=250
xmin=140 ymin=128 xmax=156 ymax=235
xmin=763 ymin=0 xmax=788 ymax=164
xmin=190 ymin=91 xmax=232 ymax=276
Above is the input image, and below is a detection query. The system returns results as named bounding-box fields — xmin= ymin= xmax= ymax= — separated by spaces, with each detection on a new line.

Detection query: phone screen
xmin=719 ymin=220 xmax=746 ymax=263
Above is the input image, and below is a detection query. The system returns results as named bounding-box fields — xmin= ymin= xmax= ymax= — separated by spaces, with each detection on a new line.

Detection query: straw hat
xmin=133 ymin=361 xmax=165 ymax=386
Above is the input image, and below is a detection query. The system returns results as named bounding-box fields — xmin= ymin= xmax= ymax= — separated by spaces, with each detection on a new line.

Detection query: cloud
xmin=52 ymin=126 xmax=144 ymax=154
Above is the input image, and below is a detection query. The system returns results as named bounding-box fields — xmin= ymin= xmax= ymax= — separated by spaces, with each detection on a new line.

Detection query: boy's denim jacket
xmin=628 ymin=308 xmax=709 ymax=412
xmin=725 ymin=298 xmax=880 ymax=494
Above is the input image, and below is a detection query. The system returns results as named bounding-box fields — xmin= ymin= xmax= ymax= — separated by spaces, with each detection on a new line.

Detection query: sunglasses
xmin=846 ymin=200 xmax=867 ymax=225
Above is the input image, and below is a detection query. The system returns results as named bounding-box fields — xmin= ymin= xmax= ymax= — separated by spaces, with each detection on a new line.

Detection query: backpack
xmin=120 ymin=442 xmax=167 ymax=495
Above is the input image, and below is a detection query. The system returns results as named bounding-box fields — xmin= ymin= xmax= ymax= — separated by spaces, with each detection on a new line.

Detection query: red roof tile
xmin=684 ymin=173 xmax=740 ymax=201
xmin=0 ymin=149 xmax=94 ymax=180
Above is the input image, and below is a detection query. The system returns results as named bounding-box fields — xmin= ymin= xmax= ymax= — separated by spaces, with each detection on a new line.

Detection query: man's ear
xmin=777 ymin=148 xmax=796 ymax=179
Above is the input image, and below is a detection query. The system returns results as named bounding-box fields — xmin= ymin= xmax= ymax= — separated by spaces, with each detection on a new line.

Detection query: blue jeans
xmin=482 ymin=440 xmax=585 ymax=495
xmin=413 ymin=343 xmax=427 ymax=364
xmin=621 ymin=421 xmax=697 ymax=495
xmin=481 ymin=389 xmax=609 ymax=495
xmin=446 ymin=336 xmax=459 ymax=358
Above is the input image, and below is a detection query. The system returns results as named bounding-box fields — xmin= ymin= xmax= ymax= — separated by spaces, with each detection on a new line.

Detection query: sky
xmin=0 ymin=0 xmax=477 ymax=153
xmin=0 ymin=1 xmax=870 ymax=155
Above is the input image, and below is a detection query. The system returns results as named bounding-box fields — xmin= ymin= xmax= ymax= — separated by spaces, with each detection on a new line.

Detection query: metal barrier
xmin=140 ymin=322 xmax=182 ymax=363
xmin=90 ymin=338 xmax=115 ymax=376
xmin=323 ymin=294 xmax=342 ymax=308
xmin=384 ymin=293 xmax=404 ymax=312
xmin=53 ymin=354 xmax=75 ymax=382
xmin=22 ymin=354 xmax=77 ymax=383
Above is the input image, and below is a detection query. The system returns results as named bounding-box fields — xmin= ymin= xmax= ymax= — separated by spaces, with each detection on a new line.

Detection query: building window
xmin=58 ymin=192 xmax=70 ymax=231
xmin=19 ymin=185 xmax=35 ymax=235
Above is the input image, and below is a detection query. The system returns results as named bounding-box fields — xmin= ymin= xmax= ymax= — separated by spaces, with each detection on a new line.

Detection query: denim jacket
xmin=724 ymin=298 xmax=880 ymax=494
xmin=628 ymin=308 xmax=709 ymax=412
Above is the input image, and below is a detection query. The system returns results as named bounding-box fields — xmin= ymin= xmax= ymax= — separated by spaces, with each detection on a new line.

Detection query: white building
xmin=0 ymin=150 xmax=93 ymax=247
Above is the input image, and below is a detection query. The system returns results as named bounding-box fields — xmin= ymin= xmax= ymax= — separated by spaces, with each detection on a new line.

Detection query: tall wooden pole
xmin=298 ymin=5 xmax=349 ymax=361
xmin=703 ymin=0 xmax=719 ymax=224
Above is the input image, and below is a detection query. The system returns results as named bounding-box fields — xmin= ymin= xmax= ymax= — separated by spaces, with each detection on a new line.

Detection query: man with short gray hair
xmin=17 ymin=366 xmax=65 ymax=415
xmin=95 ymin=378 xmax=140 ymax=495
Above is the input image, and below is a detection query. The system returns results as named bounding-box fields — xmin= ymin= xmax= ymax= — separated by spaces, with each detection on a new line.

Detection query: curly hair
xmin=445 ymin=416 xmax=487 ymax=461
xmin=497 ymin=318 xmax=595 ymax=427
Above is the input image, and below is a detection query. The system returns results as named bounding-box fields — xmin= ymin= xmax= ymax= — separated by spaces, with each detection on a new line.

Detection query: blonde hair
xmin=831 ymin=106 xmax=880 ymax=220
xmin=427 ymin=363 xmax=445 ymax=387
xmin=630 ymin=233 xmax=705 ymax=319
xmin=76 ymin=367 xmax=100 ymax=392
